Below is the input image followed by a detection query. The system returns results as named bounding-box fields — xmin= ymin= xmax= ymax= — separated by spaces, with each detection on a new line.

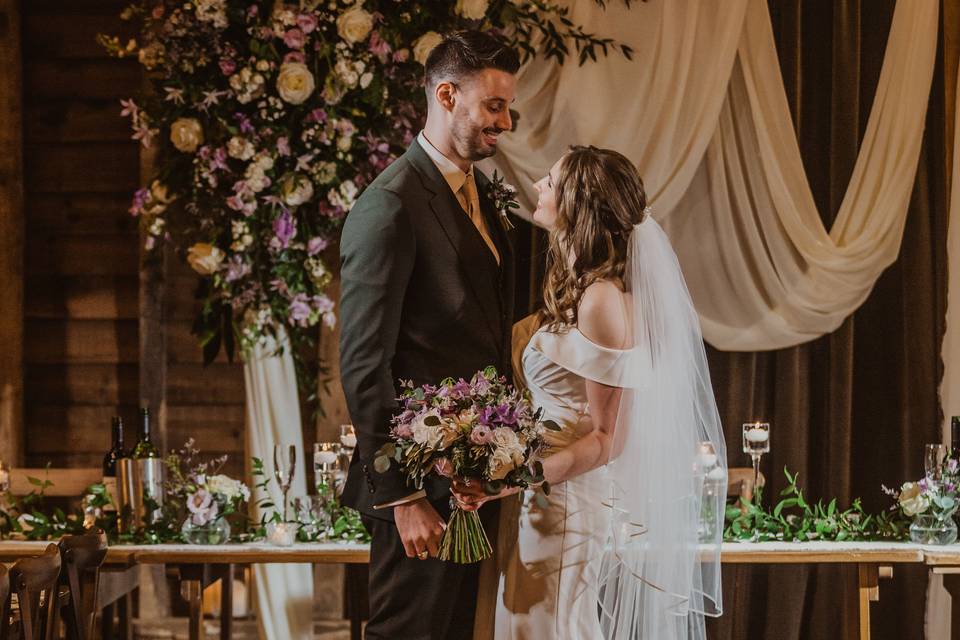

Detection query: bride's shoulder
xmin=577 ymin=280 xmax=631 ymax=350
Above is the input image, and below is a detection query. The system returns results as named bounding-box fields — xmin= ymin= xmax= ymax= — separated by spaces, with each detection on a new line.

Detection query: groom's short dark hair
xmin=425 ymin=31 xmax=520 ymax=91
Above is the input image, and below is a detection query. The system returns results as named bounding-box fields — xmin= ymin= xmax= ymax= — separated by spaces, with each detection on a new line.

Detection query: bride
xmin=454 ymin=146 xmax=727 ymax=639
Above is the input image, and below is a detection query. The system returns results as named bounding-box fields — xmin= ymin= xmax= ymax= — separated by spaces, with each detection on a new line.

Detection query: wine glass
xmin=925 ymin=443 xmax=947 ymax=490
xmin=742 ymin=422 xmax=770 ymax=497
xmin=273 ymin=444 xmax=296 ymax=522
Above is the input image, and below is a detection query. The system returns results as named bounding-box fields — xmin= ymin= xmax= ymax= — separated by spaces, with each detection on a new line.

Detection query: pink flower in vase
xmin=187 ymin=488 xmax=219 ymax=526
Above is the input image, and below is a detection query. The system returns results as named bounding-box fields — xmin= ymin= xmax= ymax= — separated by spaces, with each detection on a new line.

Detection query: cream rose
xmin=456 ymin=0 xmax=489 ymax=20
xmin=227 ymin=136 xmax=255 ymax=160
xmin=413 ymin=31 xmax=443 ymax=65
xmin=170 ymin=117 xmax=203 ymax=153
xmin=280 ymin=173 xmax=315 ymax=207
xmin=898 ymin=482 xmax=930 ymax=517
xmin=276 ymin=62 xmax=315 ymax=105
xmin=337 ymin=6 xmax=374 ymax=44
xmin=187 ymin=243 xmax=225 ymax=275
xmin=487 ymin=447 xmax=517 ymax=481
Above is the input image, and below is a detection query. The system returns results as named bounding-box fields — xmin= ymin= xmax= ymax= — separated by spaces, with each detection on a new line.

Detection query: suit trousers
xmin=361 ymin=500 xmax=501 ymax=640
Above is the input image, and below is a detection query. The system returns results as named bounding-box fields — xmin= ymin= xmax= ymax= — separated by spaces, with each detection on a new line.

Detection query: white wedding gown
xmin=493 ymin=324 xmax=640 ymax=639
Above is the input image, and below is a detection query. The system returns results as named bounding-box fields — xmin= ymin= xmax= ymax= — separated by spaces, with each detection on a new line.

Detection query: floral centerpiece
xmin=164 ymin=439 xmax=251 ymax=544
xmin=376 ymin=366 xmax=555 ymax=563
xmin=98 ymin=1 xmax=632 ymax=397
xmin=884 ymin=457 xmax=960 ymax=545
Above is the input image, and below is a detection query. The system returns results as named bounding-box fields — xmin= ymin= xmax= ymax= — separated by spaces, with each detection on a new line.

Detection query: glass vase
xmin=181 ymin=517 xmax=231 ymax=545
xmin=909 ymin=514 xmax=958 ymax=545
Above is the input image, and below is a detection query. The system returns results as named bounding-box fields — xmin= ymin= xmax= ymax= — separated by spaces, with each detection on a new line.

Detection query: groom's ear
xmin=434 ymin=81 xmax=457 ymax=112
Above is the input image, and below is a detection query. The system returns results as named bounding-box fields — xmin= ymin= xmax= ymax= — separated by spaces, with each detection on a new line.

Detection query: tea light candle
xmin=707 ymin=466 xmax=727 ymax=482
xmin=340 ymin=433 xmax=357 ymax=448
xmin=267 ymin=522 xmax=297 ymax=547
xmin=314 ymin=450 xmax=338 ymax=466
xmin=745 ymin=427 xmax=769 ymax=443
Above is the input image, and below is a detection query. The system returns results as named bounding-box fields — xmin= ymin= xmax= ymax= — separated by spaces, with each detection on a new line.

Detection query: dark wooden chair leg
xmin=220 ymin=564 xmax=233 ymax=640
xmin=101 ymin=602 xmax=116 ymax=640
xmin=116 ymin=592 xmax=133 ymax=640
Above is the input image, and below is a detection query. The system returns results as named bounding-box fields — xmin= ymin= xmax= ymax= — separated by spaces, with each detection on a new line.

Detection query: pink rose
xmin=296 ymin=14 xmax=318 ymax=33
xmin=284 ymin=28 xmax=305 ymax=49
xmin=470 ymin=425 xmax=493 ymax=445
xmin=283 ymin=51 xmax=306 ymax=64
xmin=394 ymin=423 xmax=413 ymax=438
xmin=219 ymin=58 xmax=236 ymax=75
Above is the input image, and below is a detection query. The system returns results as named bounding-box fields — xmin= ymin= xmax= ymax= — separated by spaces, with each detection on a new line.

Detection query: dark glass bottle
xmin=132 ymin=408 xmax=160 ymax=459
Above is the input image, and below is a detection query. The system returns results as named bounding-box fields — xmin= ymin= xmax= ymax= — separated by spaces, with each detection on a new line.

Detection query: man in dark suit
xmin=338 ymin=31 xmax=519 ymax=640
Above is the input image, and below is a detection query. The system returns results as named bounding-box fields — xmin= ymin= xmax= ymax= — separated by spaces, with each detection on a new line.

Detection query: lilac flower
xmin=495 ymin=404 xmax=518 ymax=425
xmin=235 ymin=112 xmax=255 ymax=135
xmin=950 ymin=459 xmax=959 ymax=474
xmin=306 ymin=108 xmax=327 ymax=124
xmin=478 ymin=406 xmax=497 ymax=426
xmin=129 ymin=188 xmax=149 ymax=216
xmin=272 ymin=209 xmax=296 ymax=249
xmin=224 ymin=255 xmax=250 ymax=282
xmin=307 ymin=236 xmax=328 ymax=256
xmin=451 ymin=380 xmax=472 ymax=398
xmin=288 ymin=294 xmax=312 ymax=326
xmin=919 ymin=478 xmax=929 ymax=492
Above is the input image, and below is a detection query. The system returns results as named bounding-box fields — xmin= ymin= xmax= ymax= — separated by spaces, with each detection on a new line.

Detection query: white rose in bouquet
xmin=413 ymin=31 xmax=444 ymax=65
xmin=488 ymin=447 xmax=517 ymax=480
xmin=187 ymin=243 xmax=225 ymax=275
xmin=170 ymin=117 xmax=203 ymax=153
xmin=337 ymin=6 xmax=374 ymax=44
xmin=206 ymin=474 xmax=251 ymax=502
xmin=456 ymin=0 xmax=489 ymax=20
xmin=280 ymin=173 xmax=315 ymax=207
xmin=276 ymin=62 xmax=315 ymax=105
xmin=898 ymin=481 xmax=930 ymax=517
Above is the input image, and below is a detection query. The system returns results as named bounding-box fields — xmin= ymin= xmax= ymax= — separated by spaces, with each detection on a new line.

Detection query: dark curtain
xmin=510 ymin=1 xmax=950 ymax=638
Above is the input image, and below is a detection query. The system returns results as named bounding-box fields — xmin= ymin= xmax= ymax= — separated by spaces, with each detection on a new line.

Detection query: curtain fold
xmin=244 ymin=333 xmax=314 ymax=640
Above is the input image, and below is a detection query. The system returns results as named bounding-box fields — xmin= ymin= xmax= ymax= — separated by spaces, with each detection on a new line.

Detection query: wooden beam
xmin=316 ymin=242 xmax=352 ymax=442
xmin=0 ymin=0 xmax=24 ymax=466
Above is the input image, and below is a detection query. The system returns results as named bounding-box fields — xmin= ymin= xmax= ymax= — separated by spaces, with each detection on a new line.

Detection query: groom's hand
xmin=394 ymin=497 xmax=445 ymax=558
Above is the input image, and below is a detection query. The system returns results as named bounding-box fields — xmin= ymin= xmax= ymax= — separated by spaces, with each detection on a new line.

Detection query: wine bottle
xmin=951 ymin=416 xmax=960 ymax=460
xmin=102 ymin=416 xmax=126 ymax=511
xmin=133 ymin=407 xmax=160 ymax=459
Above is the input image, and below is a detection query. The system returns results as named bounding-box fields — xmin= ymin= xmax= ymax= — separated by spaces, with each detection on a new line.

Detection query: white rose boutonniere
xmin=486 ymin=170 xmax=519 ymax=231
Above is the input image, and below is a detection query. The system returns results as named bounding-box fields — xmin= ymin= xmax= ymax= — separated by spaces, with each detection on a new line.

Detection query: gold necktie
xmin=461 ymin=171 xmax=500 ymax=264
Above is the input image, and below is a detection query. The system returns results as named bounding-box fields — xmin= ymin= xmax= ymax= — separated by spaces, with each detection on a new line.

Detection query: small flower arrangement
xmin=487 ymin=170 xmax=520 ymax=231
xmin=376 ymin=366 xmax=556 ymax=563
xmin=885 ymin=458 xmax=960 ymax=522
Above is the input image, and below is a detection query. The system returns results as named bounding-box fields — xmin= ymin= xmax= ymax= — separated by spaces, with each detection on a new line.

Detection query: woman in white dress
xmin=455 ymin=146 xmax=727 ymax=640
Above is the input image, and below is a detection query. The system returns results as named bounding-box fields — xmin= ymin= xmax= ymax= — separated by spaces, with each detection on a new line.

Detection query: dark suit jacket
xmin=338 ymin=139 xmax=515 ymax=521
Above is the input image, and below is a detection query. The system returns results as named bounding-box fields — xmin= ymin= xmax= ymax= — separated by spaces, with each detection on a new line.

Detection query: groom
xmin=339 ymin=31 xmax=518 ymax=640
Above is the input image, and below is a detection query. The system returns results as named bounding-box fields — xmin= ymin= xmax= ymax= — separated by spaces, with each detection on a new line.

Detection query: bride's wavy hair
xmin=539 ymin=145 xmax=648 ymax=331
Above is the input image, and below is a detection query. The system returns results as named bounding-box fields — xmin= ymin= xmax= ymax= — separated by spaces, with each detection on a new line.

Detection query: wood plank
xmin=24 ymin=363 xmax=138 ymax=405
xmin=24 ymin=143 xmax=139 ymax=193
xmin=25 ymin=404 xmax=130 ymax=454
xmin=167 ymin=405 xmax=245 ymax=453
xmin=24 ymin=275 xmax=138 ymax=319
xmin=9 ymin=467 xmax=101 ymax=496
xmin=166 ymin=274 xmax=202 ymax=321
xmin=25 ymin=234 xmax=138 ymax=276
xmin=24 ymin=452 xmax=104 ymax=470
xmin=22 ymin=1 xmax=129 ymax=17
xmin=167 ymin=322 xmax=235 ymax=365
xmin=23 ymin=59 xmax=140 ymax=100
xmin=0 ymin=0 xmax=24 ymax=465
xmin=29 ymin=193 xmax=137 ymax=235
xmin=22 ymin=13 xmax=133 ymax=59
xmin=24 ymin=99 xmax=132 ymax=143
xmin=167 ymin=364 xmax=245 ymax=405
xmin=24 ymin=319 xmax=138 ymax=364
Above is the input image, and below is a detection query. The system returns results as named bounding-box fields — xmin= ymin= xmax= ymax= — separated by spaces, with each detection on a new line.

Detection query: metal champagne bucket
xmin=117 ymin=457 xmax=165 ymax=531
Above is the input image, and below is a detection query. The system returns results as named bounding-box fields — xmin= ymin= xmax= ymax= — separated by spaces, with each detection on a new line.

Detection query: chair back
xmin=10 ymin=544 xmax=61 ymax=640
xmin=58 ymin=531 xmax=107 ymax=640
xmin=0 ymin=564 xmax=11 ymax=640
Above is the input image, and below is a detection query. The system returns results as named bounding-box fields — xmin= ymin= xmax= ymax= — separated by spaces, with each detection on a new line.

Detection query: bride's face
xmin=533 ymin=157 xmax=563 ymax=230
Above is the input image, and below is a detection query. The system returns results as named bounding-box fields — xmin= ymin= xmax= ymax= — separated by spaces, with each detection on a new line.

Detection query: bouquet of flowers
xmin=375 ymin=366 xmax=556 ymax=563
xmin=885 ymin=458 xmax=960 ymax=523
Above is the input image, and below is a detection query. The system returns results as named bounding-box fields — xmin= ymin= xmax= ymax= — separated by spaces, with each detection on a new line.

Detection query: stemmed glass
xmin=742 ymin=422 xmax=770 ymax=497
xmin=273 ymin=444 xmax=296 ymax=522
xmin=313 ymin=442 xmax=341 ymax=501
xmin=925 ymin=443 xmax=947 ymax=490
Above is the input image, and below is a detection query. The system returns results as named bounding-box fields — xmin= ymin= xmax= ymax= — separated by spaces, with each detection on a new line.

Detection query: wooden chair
xmin=728 ymin=467 xmax=766 ymax=512
xmin=58 ymin=531 xmax=107 ymax=640
xmin=0 ymin=564 xmax=12 ymax=640
xmin=9 ymin=543 xmax=61 ymax=640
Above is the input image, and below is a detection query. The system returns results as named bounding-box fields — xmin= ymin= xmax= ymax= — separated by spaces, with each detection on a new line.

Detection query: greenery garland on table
xmin=98 ymin=0 xmax=634 ymax=404
xmin=724 ymin=468 xmax=912 ymax=543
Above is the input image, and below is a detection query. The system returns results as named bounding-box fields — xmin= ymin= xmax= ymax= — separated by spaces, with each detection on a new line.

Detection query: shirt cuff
xmin=373 ymin=490 xmax=427 ymax=509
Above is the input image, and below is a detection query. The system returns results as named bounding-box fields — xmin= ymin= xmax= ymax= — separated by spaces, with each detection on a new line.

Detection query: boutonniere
xmin=487 ymin=171 xmax=519 ymax=231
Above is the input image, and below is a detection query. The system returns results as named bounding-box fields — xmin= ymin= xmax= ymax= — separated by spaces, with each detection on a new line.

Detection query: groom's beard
xmin=451 ymin=115 xmax=502 ymax=161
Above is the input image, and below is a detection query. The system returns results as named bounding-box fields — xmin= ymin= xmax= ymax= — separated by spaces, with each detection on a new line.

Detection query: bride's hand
xmin=450 ymin=478 xmax=518 ymax=511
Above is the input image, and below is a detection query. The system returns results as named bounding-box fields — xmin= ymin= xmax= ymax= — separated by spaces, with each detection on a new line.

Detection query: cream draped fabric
xmin=490 ymin=0 xmax=938 ymax=350
xmin=244 ymin=332 xmax=314 ymax=640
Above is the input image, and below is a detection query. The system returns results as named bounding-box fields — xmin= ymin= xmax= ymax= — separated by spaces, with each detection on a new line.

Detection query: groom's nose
xmin=496 ymin=109 xmax=512 ymax=134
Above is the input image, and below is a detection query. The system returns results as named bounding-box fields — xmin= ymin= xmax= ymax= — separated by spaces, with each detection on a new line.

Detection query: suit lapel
xmin=406 ymin=141 xmax=502 ymax=338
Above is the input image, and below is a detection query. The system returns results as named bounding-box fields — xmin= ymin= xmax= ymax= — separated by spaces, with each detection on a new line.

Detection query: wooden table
xmin=0 ymin=540 xmax=931 ymax=640
xmin=923 ymin=546 xmax=960 ymax=639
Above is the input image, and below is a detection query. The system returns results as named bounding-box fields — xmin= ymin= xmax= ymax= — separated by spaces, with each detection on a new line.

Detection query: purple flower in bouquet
xmin=478 ymin=406 xmax=497 ymax=427
xmin=495 ymin=404 xmax=518 ymax=426
xmin=187 ymin=488 xmax=220 ymax=526
xmin=307 ymin=236 xmax=328 ymax=256
xmin=451 ymin=379 xmax=472 ymax=399
xmin=224 ymin=255 xmax=250 ymax=283
xmin=288 ymin=294 xmax=312 ymax=326
xmin=272 ymin=209 xmax=297 ymax=249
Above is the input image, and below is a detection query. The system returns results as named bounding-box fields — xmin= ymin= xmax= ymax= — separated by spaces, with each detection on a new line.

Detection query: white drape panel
xmin=492 ymin=0 xmax=748 ymax=218
xmin=493 ymin=0 xmax=938 ymax=350
xmin=244 ymin=333 xmax=314 ymax=640
xmin=927 ymin=48 xmax=960 ymax=640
